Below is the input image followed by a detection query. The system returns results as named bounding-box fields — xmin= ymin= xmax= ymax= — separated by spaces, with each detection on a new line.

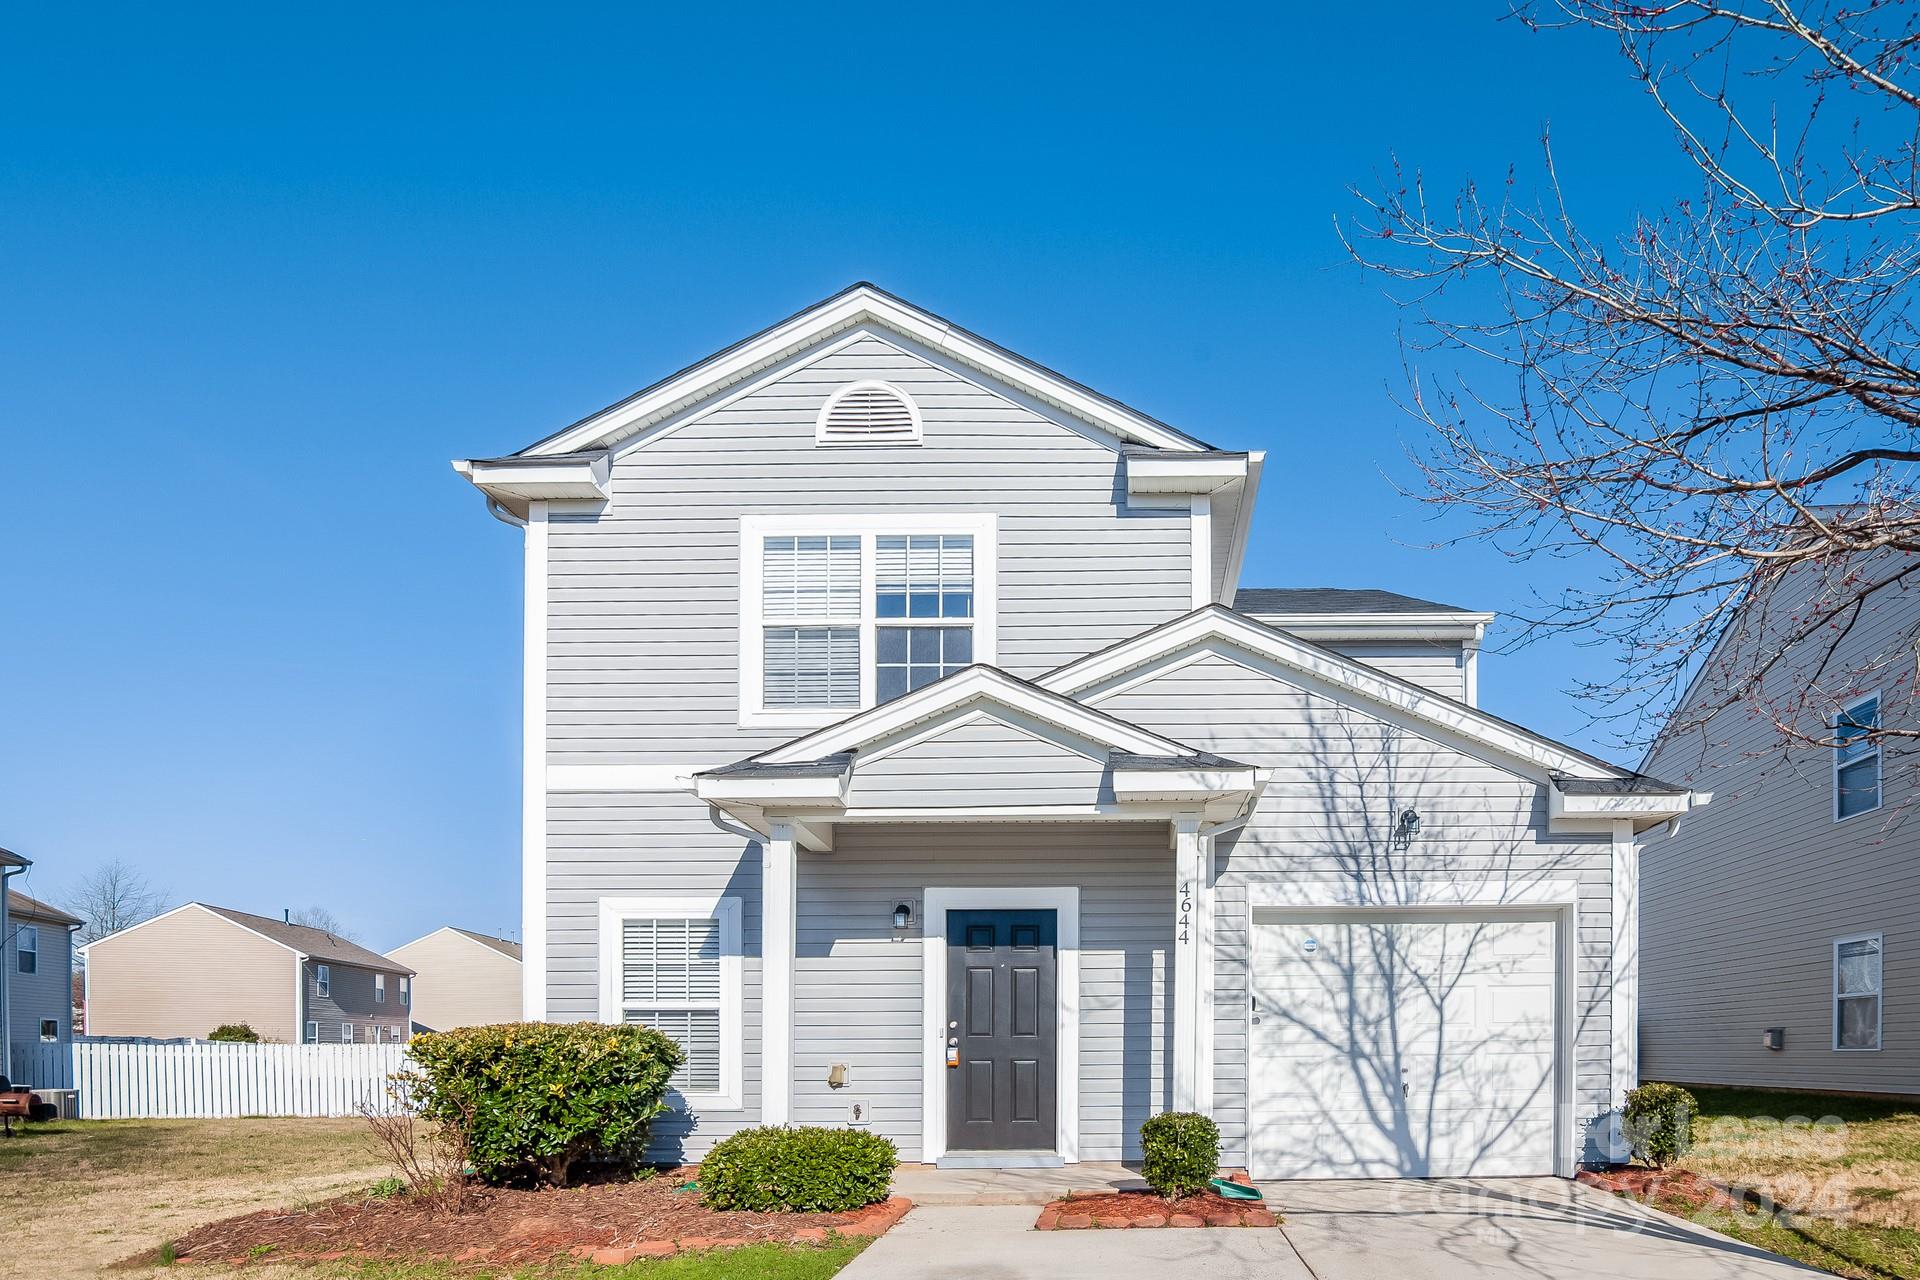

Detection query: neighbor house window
xmin=599 ymin=896 xmax=742 ymax=1106
xmin=1835 ymin=933 xmax=1883 ymax=1051
xmin=375 ymin=973 xmax=386 ymax=1003
xmin=16 ymin=925 xmax=37 ymax=975
xmin=40 ymin=1019 xmax=57 ymax=1042
xmin=341 ymin=1022 xmax=353 ymax=1043
xmin=315 ymin=964 xmax=331 ymax=997
xmin=740 ymin=516 xmax=997 ymax=725
xmin=400 ymin=976 xmax=410 ymax=1007
xmin=1836 ymin=694 xmax=1883 ymax=820
xmin=305 ymin=1021 xmax=318 ymax=1043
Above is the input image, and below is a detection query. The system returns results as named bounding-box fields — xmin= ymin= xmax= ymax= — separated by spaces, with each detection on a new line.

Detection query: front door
xmin=946 ymin=909 xmax=1058 ymax=1152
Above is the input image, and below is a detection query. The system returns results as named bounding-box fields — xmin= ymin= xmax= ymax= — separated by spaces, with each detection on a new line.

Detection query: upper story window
xmin=375 ymin=973 xmax=386 ymax=1003
xmin=815 ymin=381 xmax=922 ymax=446
xmin=739 ymin=515 xmax=997 ymax=727
xmin=16 ymin=924 xmax=37 ymax=975
xmin=315 ymin=964 xmax=331 ymax=997
xmin=401 ymin=975 xmax=411 ymax=1007
xmin=1835 ymin=693 xmax=1882 ymax=821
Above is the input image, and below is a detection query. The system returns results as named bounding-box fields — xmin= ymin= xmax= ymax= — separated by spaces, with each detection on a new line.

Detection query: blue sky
xmin=2 ymin=4 xmax=1694 ymax=949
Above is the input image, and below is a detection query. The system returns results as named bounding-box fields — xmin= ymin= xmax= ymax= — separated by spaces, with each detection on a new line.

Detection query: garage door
xmin=1250 ymin=913 xmax=1560 ymax=1179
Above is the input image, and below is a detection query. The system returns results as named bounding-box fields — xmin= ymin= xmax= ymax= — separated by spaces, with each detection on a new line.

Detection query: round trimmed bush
xmin=207 ymin=1023 xmax=261 ymax=1043
xmin=1622 ymin=1082 xmax=1698 ymax=1169
xmin=403 ymin=1022 xmax=683 ymax=1186
xmin=700 ymin=1126 xmax=897 ymax=1212
xmin=1140 ymin=1111 xmax=1219 ymax=1199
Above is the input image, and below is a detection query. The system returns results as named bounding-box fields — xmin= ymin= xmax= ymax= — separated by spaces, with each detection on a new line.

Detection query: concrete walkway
xmin=841 ymin=1174 xmax=1824 ymax=1280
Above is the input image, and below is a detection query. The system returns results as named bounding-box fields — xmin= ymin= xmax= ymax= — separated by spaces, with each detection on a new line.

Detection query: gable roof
xmin=493 ymin=283 xmax=1217 ymax=459
xmin=1234 ymin=587 xmax=1480 ymax=616
xmin=197 ymin=905 xmax=413 ymax=973
xmin=7 ymin=890 xmax=82 ymax=928
xmin=450 ymin=927 xmax=523 ymax=960
xmin=1041 ymin=605 xmax=1668 ymax=785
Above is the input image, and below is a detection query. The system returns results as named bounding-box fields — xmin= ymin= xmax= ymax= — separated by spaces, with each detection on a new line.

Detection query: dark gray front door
xmin=946 ymin=909 xmax=1057 ymax=1152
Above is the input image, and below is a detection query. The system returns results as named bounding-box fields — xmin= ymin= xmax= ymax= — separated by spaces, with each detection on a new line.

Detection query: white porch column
xmin=1172 ymin=814 xmax=1205 ymax=1113
xmin=1610 ymin=818 xmax=1639 ymax=1106
xmin=762 ymin=822 xmax=797 ymax=1127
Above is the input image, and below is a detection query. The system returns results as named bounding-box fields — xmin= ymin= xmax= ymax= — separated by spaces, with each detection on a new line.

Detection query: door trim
xmin=1249 ymin=898 xmax=1578 ymax=1180
xmin=922 ymin=886 xmax=1080 ymax=1164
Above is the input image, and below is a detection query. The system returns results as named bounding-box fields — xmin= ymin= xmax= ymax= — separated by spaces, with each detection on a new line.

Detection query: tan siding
xmin=386 ymin=931 xmax=522 ymax=1031
xmin=85 ymin=906 xmax=298 ymax=1042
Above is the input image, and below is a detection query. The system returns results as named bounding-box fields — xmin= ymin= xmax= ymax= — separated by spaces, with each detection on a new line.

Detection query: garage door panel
xmin=1250 ymin=916 xmax=1560 ymax=1180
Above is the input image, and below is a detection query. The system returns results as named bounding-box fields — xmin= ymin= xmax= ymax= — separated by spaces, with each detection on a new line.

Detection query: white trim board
xmin=921 ymin=886 xmax=1081 ymax=1164
xmin=596 ymin=894 xmax=745 ymax=1111
xmin=523 ymin=501 xmax=550 ymax=1020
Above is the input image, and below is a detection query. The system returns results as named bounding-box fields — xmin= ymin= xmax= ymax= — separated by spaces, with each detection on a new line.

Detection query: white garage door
xmin=1250 ymin=913 xmax=1560 ymax=1179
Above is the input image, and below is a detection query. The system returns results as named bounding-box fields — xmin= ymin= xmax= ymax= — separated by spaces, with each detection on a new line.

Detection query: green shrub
xmin=366 ymin=1175 xmax=406 ymax=1201
xmin=402 ymin=1022 xmax=683 ymax=1186
xmin=700 ymin=1126 xmax=897 ymax=1212
xmin=207 ymin=1023 xmax=261 ymax=1043
xmin=1140 ymin=1111 xmax=1219 ymax=1199
xmin=1622 ymin=1082 xmax=1698 ymax=1168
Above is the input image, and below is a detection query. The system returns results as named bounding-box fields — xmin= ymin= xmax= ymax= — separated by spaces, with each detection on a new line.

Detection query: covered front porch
xmin=693 ymin=667 xmax=1266 ymax=1166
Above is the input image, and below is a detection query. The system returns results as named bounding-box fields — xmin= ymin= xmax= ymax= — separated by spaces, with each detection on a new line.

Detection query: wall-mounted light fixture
xmin=893 ymin=902 xmax=914 ymax=931
xmin=1394 ymin=808 xmax=1422 ymax=850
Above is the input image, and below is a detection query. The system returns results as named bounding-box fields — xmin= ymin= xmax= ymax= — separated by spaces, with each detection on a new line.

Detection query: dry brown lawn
xmin=0 ymin=1117 xmax=389 ymax=1278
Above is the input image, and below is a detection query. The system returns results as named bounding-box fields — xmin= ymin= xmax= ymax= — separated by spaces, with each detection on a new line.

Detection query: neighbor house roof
xmin=7 ymin=890 xmax=82 ymax=928
xmin=450 ymin=928 xmax=523 ymax=961
xmin=199 ymin=905 xmax=413 ymax=973
xmin=1234 ymin=587 xmax=1478 ymax=616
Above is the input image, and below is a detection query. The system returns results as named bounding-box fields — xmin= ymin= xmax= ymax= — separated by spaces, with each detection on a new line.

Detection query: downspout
xmin=486 ymin=496 xmax=528 ymax=529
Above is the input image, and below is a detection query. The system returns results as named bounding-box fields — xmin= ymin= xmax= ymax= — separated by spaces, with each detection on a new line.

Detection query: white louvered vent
xmin=815 ymin=380 xmax=922 ymax=446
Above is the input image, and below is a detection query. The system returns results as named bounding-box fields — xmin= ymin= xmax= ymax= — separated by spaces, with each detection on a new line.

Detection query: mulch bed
xmin=1036 ymin=1189 xmax=1278 ymax=1230
xmin=151 ymin=1169 xmax=911 ymax=1268
xmin=1577 ymin=1166 xmax=1782 ymax=1218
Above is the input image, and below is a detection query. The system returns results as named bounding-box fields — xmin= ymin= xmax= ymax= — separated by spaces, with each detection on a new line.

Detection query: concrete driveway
xmin=842 ymin=1177 xmax=1822 ymax=1280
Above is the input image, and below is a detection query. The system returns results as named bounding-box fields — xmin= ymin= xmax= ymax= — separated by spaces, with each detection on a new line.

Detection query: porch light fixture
xmin=893 ymin=902 xmax=913 ymax=931
xmin=1394 ymin=808 xmax=1421 ymax=850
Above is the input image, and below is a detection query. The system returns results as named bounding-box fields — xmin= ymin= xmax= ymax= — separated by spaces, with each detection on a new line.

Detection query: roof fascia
xmin=513 ymin=286 xmax=1207 ymax=458
xmin=1040 ymin=609 xmax=1629 ymax=782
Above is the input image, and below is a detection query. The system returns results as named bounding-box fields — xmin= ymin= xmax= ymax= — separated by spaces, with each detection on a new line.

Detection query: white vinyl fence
xmin=9 ymin=1039 xmax=411 ymax=1118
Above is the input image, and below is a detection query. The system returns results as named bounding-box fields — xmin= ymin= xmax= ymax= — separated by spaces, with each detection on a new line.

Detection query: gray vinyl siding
xmin=793 ymin=822 xmax=1171 ymax=1162
xmin=546 ymin=788 xmax=763 ymax=1159
xmin=544 ymin=333 xmax=1194 ymax=766
xmin=1321 ymin=639 xmax=1468 ymax=701
xmin=302 ymin=961 xmax=412 ymax=1043
xmin=7 ymin=917 xmax=74 ymax=1047
xmin=1088 ymin=651 xmax=1617 ymax=1166
xmin=846 ymin=718 xmax=1112 ymax=809
xmin=1641 ymin=563 xmax=1920 ymax=1094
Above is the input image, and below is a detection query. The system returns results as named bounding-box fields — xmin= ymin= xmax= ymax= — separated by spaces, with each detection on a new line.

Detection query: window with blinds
xmin=1835 ymin=934 xmax=1883 ymax=1051
xmin=762 ymin=535 xmax=861 ymax=708
xmin=621 ymin=916 xmax=725 ymax=1093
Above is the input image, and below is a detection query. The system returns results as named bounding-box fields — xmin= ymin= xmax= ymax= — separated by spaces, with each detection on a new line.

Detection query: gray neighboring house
xmin=85 ymin=903 xmax=415 ymax=1045
xmin=455 ymin=283 xmax=1703 ymax=1178
xmin=5 ymin=889 xmax=83 ymax=1068
xmin=1641 ymin=553 xmax=1919 ymax=1095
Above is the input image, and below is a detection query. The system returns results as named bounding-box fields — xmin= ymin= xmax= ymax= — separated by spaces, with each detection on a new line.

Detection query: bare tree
xmin=1349 ymin=1 xmax=1920 ymax=755
xmin=62 ymin=858 xmax=168 ymax=946
xmin=288 ymin=905 xmax=357 ymax=942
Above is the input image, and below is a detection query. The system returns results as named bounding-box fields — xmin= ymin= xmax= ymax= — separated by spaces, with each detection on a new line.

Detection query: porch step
xmin=936 ymin=1151 xmax=1067 ymax=1170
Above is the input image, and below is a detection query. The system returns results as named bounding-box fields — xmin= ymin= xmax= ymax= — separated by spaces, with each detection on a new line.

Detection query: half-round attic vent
xmin=815 ymin=380 xmax=922 ymax=446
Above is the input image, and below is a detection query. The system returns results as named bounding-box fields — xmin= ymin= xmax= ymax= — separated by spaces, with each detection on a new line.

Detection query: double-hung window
xmin=315 ymin=964 xmax=331 ymax=997
xmin=1835 ymin=933 xmax=1883 ymax=1050
xmin=741 ymin=516 xmax=997 ymax=726
xmin=1835 ymin=694 xmax=1882 ymax=820
xmin=400 ymin=976 xmax=410 ymax=1007
xmin=599 ymin=896 xmax=742 ymax=1108
xmin=305 ymin=1020 xmax=319 ymax=1043
xmin=375 ymin=973 xmax=386 ymax=1003
xmin=16 ymin=925 xmax=37 ymax=975
xmin=341 ymin=1022 xmax=354 ymax=1043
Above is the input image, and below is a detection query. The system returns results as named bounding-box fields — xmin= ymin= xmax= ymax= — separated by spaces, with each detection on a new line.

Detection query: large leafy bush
xmin=1140 ymin=1111 xmax=1219 ymax=1199
xmin=700 ymin=1126 xmax=897 ymax=1212
xmin=207 ymin=1023 xmax=261 ymax=1043
xmin=1622 ymin=1082 xmax=1698 ymax=1169
xmin=404 ymin=1022 xmax=682 ymax=1185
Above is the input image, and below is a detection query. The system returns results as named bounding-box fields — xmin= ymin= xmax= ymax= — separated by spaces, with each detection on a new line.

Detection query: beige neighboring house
xmin=84 ymin=903 xmax=415 ymax=1045
xmin=384 ymin=927 xmax=522 ymax=1032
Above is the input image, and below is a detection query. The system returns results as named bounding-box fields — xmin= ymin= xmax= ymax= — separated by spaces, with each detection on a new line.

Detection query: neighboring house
xmin=454 ymin=283 xmax=1701 ymax=1178
xmin=85 ymin=903 xmax=414 ymax=1045
xmin=6 ymin=890 xmax=83 ymax=1057
xmin=1641 ymin=554 xmax=1917 ymax=1095
xmin=385 ymin=927 xmax=522 ymax=1031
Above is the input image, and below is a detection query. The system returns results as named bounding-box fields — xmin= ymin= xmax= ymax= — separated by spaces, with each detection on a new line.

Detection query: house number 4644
xmin=1178 ymin=880 xmax=1193 ymax=943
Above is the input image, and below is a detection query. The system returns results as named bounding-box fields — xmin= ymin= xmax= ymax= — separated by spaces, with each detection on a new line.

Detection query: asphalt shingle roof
xmin=1234 ymin=587 xmax=1476 ymax=615
xmin=201 ymin=905 xmax=413 ymax=973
